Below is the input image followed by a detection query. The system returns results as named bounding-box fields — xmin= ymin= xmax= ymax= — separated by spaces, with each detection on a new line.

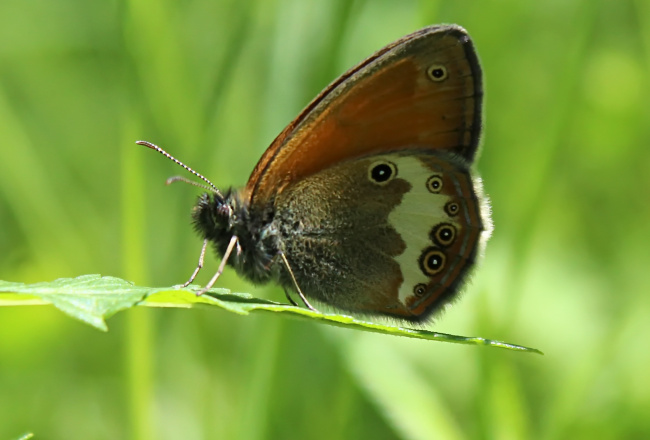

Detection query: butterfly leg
xmin=198 ymin=235 xmax=239 ymax=296
xmin=263 ymin=254 xmax=299 ymax=307
xmin=282 ymin=289 xmax=300 ymax=307
xmin=279 ymin=251 xmax=317 ymax=312
xmin=182 ymin=238 xmax=209 ymax=288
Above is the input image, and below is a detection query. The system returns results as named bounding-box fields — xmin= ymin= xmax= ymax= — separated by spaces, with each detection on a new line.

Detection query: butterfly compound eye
xmin=368 ymin=161 xmax=397 ymax=185
xmin=427 ymin=64 xmax=448 ymax=82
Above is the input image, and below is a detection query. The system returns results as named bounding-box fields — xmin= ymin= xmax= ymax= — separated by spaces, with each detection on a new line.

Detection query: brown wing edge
xmin=452 ymin=28 xmax=483 ymax=164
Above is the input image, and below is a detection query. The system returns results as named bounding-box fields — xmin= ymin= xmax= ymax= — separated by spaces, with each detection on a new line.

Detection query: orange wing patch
xmin=245 ymin=25 xmax=482 ymax=208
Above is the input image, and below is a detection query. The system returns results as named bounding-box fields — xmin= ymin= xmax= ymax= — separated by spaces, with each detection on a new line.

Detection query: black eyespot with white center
xmin=368 ymin=160 xmax=397 ymax=185
xmin=430 ymin=223 xmax=456 ymax=248
xmin=444 ymin=201 xmax=460 ymax=217
xmin=413 ymin=283 xmax=427 ymax=298
xmin=427 ymin=64 xmax=448 ymax=82
xmin=426 ymin=175 xmax=444 ymax=193
xmin=419 ymin=247 xmax=446 ymax=277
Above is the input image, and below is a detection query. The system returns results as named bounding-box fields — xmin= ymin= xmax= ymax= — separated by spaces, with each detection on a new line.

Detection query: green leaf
xmin=0 ymin=275 xmax=542 ymax=354
xmin=0 ymin=275 xmax=150 ymax=331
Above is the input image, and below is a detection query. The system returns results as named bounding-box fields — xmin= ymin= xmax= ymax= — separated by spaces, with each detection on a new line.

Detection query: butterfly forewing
xmin=246 ymin=25 xmax=482 ymax=208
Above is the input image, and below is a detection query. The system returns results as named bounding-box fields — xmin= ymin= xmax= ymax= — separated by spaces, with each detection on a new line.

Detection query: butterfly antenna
xmin=166 ymin=175 xmax=215 ymax=193
xmin=136 ymin=140 xmax=223 ymax=199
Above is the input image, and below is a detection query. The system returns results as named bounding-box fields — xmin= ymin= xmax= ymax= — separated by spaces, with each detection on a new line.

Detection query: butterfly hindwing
xmin=271 ymin=151 xmax=487 ymax=321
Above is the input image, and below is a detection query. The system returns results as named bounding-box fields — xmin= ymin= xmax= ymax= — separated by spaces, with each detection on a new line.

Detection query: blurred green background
xmin=1 ymin=0 xmax=649 ymax=439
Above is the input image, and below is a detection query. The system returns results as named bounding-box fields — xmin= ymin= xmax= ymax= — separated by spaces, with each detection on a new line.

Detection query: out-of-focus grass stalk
xmin=119 ymin=0 xmax=155 ymax=436
xmin=121 ymin=122 xmax=153 ymax=440
xmin=237 ymin=319 xmax=283 ymax=440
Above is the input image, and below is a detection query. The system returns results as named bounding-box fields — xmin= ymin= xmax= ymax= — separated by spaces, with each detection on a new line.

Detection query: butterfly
xmin=139 ymin=24 xmax=491 ymax=323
